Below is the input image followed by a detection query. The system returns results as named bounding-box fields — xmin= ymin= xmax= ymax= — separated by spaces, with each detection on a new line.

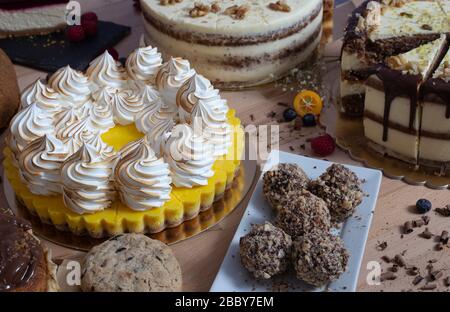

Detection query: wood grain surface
xmin=1 ymin=0 xmax=449 ymax=292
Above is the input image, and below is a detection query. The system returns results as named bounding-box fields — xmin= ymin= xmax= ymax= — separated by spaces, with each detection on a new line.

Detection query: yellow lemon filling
xmin=4 ymin=110 xmax=244 ymax=238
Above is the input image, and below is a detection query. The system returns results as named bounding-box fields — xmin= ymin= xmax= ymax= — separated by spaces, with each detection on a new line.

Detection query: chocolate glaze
xmin=376 ymin=67 xmax=421 ymax=141
xmin=0 ymin=213 xmax=42 ymax=291
xmin=0 ymin=0 xmax=67 ymax=10
xmin=422 ymin=78 xmax=450 ymax=119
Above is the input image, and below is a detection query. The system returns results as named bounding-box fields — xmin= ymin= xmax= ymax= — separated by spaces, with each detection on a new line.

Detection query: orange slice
xmin=293 ymin=90 xmax=323 ymax=117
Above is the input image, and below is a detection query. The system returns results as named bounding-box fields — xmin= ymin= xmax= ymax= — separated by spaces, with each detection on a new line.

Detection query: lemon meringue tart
xmin=4 ymin=46 xmax=244 ymax=238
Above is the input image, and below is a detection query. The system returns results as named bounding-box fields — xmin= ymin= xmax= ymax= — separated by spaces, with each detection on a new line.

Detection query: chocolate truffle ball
xmin=275 ymin=189 xmax=331 ymax=238
xmin=239 ymin=222 xmax=292 ymax=279
xmin=263 ymin=163 xmax=309 ymax=210
xmin=309 ymin=164 xmax=363 ymax=223
xmin=292 ymin=230 xmax=349 ymax=287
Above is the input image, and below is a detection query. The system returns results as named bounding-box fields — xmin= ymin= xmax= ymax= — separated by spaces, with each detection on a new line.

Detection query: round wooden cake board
xmin=3 ymin=158 xmax=259 ymax=251
xmin=335 ymin=112 xmax=450 ymax=190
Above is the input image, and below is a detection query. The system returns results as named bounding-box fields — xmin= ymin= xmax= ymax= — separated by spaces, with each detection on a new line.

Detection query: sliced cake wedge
xmin=363 ymin=35 xmax=448 ymax=164
xmin=419 ymin=44 xmax=450 ymax=169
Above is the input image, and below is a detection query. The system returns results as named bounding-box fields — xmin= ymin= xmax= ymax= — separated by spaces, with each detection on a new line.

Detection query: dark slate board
xmin=0 ymin=21 xmax=131 ymax=73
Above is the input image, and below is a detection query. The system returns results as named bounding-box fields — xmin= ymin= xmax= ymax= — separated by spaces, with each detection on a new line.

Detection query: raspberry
xmin=106 ymin=48 xmax=119 ymax=61
xmin=81 ymin=12 xmax=98 ymax=23
xmin=82 ymin=20 xmax=98 ymax=37
xmin=310 ymin=134 xmax=335 ymax=157
xmin=66 ymin=25 xmax=85 ymax=42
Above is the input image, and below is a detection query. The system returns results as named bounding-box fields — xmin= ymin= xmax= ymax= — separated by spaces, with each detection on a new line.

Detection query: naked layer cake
xmin=4 ymin=44 xmax=244 ymax=238
xmin=0 ymin=0 xmax=68 ymax=38
xmin=141 ymin=0 xmax=324 ymax=88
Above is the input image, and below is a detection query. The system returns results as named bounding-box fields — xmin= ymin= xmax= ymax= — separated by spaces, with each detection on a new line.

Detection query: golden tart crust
xmin=4 ymin=110 xmax=244 ymax=238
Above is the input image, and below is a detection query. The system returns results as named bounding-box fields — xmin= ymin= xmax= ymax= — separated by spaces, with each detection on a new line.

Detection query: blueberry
xmin=416 ymin=199 xmax=432 ymax=214
xmin=283 ymin=108 xmax=297 ymax=122
xmin=302 ymin=113 xmax=316 ymax=127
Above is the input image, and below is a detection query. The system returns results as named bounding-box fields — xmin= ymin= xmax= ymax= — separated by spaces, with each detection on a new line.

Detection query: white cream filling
xmin=0 ymin=5 xmax=66 ymax=32
xmin=143 ymin=11 xmax=322 ymax=83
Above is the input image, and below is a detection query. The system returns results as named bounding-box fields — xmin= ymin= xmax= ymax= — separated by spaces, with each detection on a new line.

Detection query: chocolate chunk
xmin=431 ymin=270 xmax=443 ymax=281
xmin=115 ymin=247 xmax=126 ymax=253
xmin=380 ymin=271 xmax=397 ymax=282
xmin=390 ymin=264 xmax=399 ymax=273
xmin=420 ymin=283 xmax=437 ymax=290
xmin=435 ymin=206 xmax=450 ymax=217
xmin=376 ymin=241 xmax=388 ymax=251
xmin=413 ymin=219 xmax=425 ymax=228
xmin=412 ymin=275 xmax=423 ymax=286
xmin=381 ymin=255 xmax=392 ymax=263
xmin=407 ymin=266 xmax=419 ymax=276
xmin=421 ymin=215 xmax=430 ymax=225
xmin=394 ymin=254 xmax=406 ymax=267
xmin=440 ymin=231 xmax=448 ymax=244
xmin=403 ymin=221 xmax=413 ymax=234
xmin=419 ymin=228 xmax=433 ymax=239
xmin=444 ymin=277 xmax=450 ymax=287
xmin=435 ymin=243 xmax=444 ymax=251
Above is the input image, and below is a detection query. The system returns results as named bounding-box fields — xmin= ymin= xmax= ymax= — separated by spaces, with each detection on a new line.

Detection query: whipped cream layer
xmin=115 ymin=139 xmax=172 ymax=211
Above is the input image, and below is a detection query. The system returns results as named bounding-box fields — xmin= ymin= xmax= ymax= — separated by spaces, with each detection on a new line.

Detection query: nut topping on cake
xmin=189 ymin=2 xmax=210 ymax=18
xmin=210 ymin=1 xmax=220 ymax=13
xmin=224 ymin=5 xmax=249 ymax=20
xmin=268 ymin=1 xmax=291 ymax=12
xmin=159 ymin=0 xmax=182 ymax=5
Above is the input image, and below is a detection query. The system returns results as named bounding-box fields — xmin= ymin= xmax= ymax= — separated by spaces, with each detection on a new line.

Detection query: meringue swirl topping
xmin=18 ymin=134 xmax=69 ymax=195
xmin=20 ymin=79 xmax=62 ymax=113
xmin=86 ymin=51 xmax=127 ymax=90
xmin=61 ymin=143 xmax=115 ymax=214
xmin=48 ymin=65 xmax=91 ymax=106
xmin=115 ymin=139 xmax=171 ymax=211
xmin=9 ymin=103 xmax=55 ymax=157
xmin=177 ymin=74 xmax=232 ymax=157
xmin=164 ymin=124 xmax=214 ymax=188
xmin=155 ymin=57 xmax=195 ymax=109
xmin=126 ymin=46 xmax=162 ymax=83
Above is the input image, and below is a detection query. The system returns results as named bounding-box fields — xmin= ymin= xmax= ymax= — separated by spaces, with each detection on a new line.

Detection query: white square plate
xmin=210 ymin=150 xmax=382 ymax=292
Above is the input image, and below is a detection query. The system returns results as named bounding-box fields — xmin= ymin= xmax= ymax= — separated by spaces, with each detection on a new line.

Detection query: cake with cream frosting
xmin=340 ymin=0 xmax=450 ymax=172
xmin=4 ymin=43 xmax=244 ymax=237
xmin=340 ymin=0 xmax=450 ymax=117
xmin=140 ymin=0 xmax=324 ymax=88
xmin=0 ymin=0 xmax=68 ymax=38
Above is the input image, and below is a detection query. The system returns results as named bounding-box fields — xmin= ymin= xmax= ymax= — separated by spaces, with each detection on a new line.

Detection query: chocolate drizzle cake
xmin=340 ymin=0 xmax=450 ymax=117
xmin=341 ymin=0 xmax=450 ymax=170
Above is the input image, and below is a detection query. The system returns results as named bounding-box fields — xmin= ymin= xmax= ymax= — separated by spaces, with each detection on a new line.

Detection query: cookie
xmin=81 ymin=234 xmax=182 ymax=292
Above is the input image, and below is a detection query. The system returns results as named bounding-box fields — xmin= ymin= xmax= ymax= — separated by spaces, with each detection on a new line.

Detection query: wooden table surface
xmin=2 ymin=0 xmax=449 ymax=292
